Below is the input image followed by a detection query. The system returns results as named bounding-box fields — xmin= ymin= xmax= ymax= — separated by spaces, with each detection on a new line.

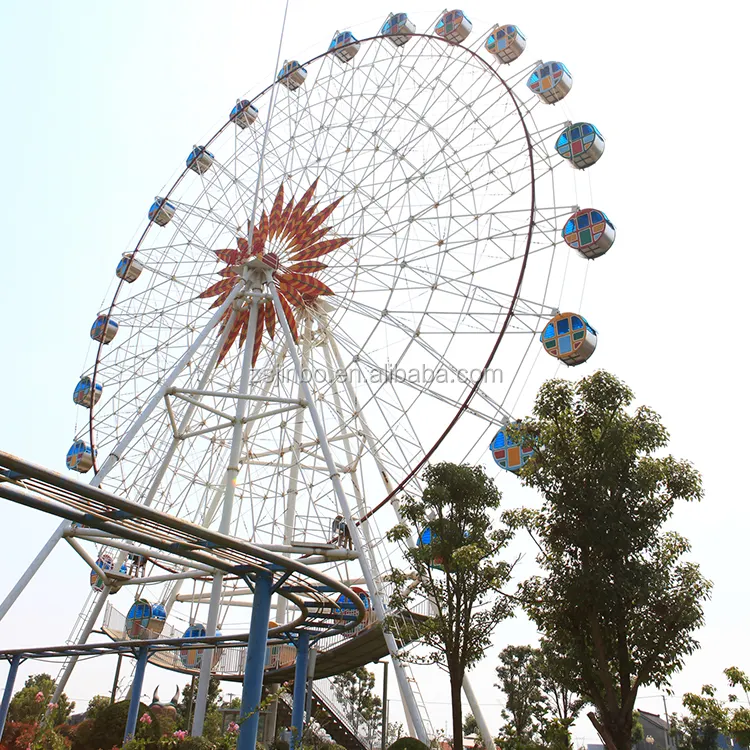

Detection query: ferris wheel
xmin=48 ymin=8 xmax=614 ymax=742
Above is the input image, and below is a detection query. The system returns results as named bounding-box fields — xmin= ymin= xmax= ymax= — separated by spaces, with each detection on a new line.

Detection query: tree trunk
xmin=450 ymin=670 xmax=463 ymax=750
xmin=588 ymin=711 xmax=633 ymax=750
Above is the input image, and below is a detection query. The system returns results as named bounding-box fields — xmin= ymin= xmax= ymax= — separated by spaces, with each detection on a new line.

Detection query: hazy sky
xmin=0 ymin=0 xmax=747 ymax=745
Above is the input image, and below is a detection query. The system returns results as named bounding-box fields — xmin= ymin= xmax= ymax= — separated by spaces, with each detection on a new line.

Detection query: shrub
xmin=74 ymin=700 xmax=145 ymax=750
xmin=387 ymin=738 xmax=430 ymax=750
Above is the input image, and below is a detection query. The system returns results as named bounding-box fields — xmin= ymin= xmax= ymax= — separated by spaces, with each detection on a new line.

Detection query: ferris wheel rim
xmin=85 ymin=31 xmax=539 ymax=511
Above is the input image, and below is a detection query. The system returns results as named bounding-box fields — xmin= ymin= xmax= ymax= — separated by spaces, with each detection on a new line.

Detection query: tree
xmin=463 ymin=714 xmax=479 ymax=736
xmin=631 ymin=712 xmax=645 ymax=745
xmin=506 ymin=371 xmax=711 ymax=750
xmin=332 ymin=668 xmax=382 ymax=746
xmin=387 ymin=462 xmax=515 ymax=750
xmin=495 ymin=645 xmax=545 ymax=750
xmin=724 ymin=667 xmax=750 ymax=748
xmin=176 ymin=677 xmax=223 ymax=739
xmin=387 ymin=721 xmax=406 ymax=746
xmin=671 ymin=685 xmax=726 ymax=750
xmin=7 ymin=673 xmax=74 ymax=726
xmin=85 ymin=695 xmax=110 ymax=722
xmin=536 ymin=641 xmax=584 ymax=727
xmin=671 ymin=667 xmax=750 ymax=750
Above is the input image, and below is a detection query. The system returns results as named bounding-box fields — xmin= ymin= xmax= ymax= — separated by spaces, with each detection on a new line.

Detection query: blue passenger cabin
xmin=562 ymin=208 xmax=616 ymax=259
xmin=150 ymin=602 xmax=167 ymax=636
xmin=116 ymin=253 xmax=143 ymax=283
xmin=277 ymin=61 xmax=307 ymax=91
xmin=90 ymin=315 xmax=119 ymax=344
xmin=186 ymin=146 xmax=215 ymax=175
xmin=148 ymin=197 xmax=176 ymax=226
xmin=489 ymin=422 xmax=535 ymax=472
xmin=126 ymin=598 xmax=153 ymax=638
xmin=418 ymin=526 xmax=446 ymax=570
xmin=527 ymin=61 xmax=572 ymax=104
xmin=179 ymin=624 xmax=222 ymax=669
xmin=435 ymin=9 xmax=472 ymax=44
xmin=229 ymin=99 xmax=259 ymax=129
xmin=380 ymin=13 xmax=416 ymax=47
xmin=73 ymin=376 xmax=102 ymax=408
xmin=540 ymin=312 xmax=598 ymax=366
xmin=555 ymin=122 xmax=605 ymax=169
xmin=66 ymin=440 xmax=96 ymax=473
xmin=485 ymin=24 xmax=526 ymax=64
xmin=335 ymin=586 xmax=371 ymax=638
xmin=329 ymin=31 xmax=360 ymax=62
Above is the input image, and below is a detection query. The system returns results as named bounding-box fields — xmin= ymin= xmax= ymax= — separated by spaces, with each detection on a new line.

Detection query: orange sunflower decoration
xmin=199 ymin=180 xmax=351 ymax=365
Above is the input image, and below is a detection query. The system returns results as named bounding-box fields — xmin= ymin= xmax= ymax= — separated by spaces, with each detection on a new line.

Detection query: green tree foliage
xmin=536 ymin=641 xmax=584 ymax=727
xmin=495 ymin=645 xmax=545 ymax=750
xmin=386 ymin=738 xmax=429 ymax=750
xmin=724 ymin=668 xmax=750 ymax=748
xmin=493 ymin=643 xmax=583 ymax=750
xmin=463 ymin=714 xmax=479 ymax=736
xmin=387 ymin=462 xmax=515 ymax=750
xmin=72 ymin=700 xmax=145 ymax=750
xmin=387 ymin=722 xmax=406 ymax=746
xmin=505 ymin=371 xmax=711 ymax=750
xmin=331 ymin=667 xmax=382 ymax=745
xmin=671 ymin=667 xmax=750 ymax=750
xmin=7 ymin=673 xmax=75 ymax=726
xmin=176 ymin=678 xmax=223 ymax=739
xmin=84 ymin=695 xmax=110 ymax=722
xmin=631 ymin=712 xmax=645 ymax=745
xmin=671 ymin=685 xmax=726 ymax=750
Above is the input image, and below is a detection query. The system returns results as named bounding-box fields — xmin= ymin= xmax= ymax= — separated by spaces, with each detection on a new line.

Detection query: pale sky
xmin=0 ymin=1 xmax=747 ymax=746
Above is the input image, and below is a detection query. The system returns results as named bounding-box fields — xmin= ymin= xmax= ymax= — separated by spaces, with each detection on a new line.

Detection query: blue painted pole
xmin=0 ymin=655 xmax=21 ymax=740
xmin=123 ymin=647 xmax=149 ymax=744
xmin=238 ymin=570 xmax=272 ymax=750
xmin=290 ymin=632 xmax=310 ymax=750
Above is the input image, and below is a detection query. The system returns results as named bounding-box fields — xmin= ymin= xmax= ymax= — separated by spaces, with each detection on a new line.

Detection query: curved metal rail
xmin=0 ymin=451 xmax=366 ymax=643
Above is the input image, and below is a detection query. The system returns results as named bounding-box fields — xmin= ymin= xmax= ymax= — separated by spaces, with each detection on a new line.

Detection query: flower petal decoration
xmin=200 ymin=182 xmax=350 ymax=363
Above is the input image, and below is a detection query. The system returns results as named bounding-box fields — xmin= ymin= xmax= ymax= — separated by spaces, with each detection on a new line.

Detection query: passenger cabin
xmin=555 ymin=122 xmax=605 ymax=169
xmin=229 ymin=100 xmax=259 ymax=129
xmin=73 ymin=376 xmax=102 ymax=408
xmin=148 ymin=197 xmax=176 ymax=227
xmin=335 ymin=586 xmax=372 ymax=638
xmin=434 ymin=9 xmax=472 ymax=44
xmin=90 ymin=315 xmax=119 ymax=344
xmin=485 ymin=24 xmax=526 ymax=64
xmin=277 ymin=61 xmax=307 ymax=91
xmin=116 ymin=253 xmax=143 ymax=283
xmin=186 ymin=146 xmax=215 ymax=175
xmin=380 ymin=13 xmax=416 ymax=47
xmin=540 ymin=312 xmax=597 ymax=366
xmin=329 ymin=31 xmax=360 ymax=62
xmin=527 ymin=61 xmax=572 ymax=104
xmin=66 ymin=440 xmax=95 ymax=473
xmin=150 ymin=603 xmax=167 ymax=636
xmin=562 ymin=208 xmax=616 ymax=259
xmin=180 ymin=624 xmax=223 ymax=668
xmin=489 ymin=422 xmax=535 ymax=472
xmin=126 ymin=598 xmax=153 ymax=639
xmin=418 ymin=526 xmax=445 ymax=570
xmin=90 ymin=554 xmax=114 ymax=592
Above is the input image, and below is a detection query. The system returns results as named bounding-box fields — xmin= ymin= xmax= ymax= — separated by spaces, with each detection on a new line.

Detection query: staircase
xmin=276 ymin=677 xmax=371 ymax=750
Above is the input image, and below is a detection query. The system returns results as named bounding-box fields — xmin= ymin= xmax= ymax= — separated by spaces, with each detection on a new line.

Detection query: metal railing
xmin=313 ymin=677 xmax=373 ymax=750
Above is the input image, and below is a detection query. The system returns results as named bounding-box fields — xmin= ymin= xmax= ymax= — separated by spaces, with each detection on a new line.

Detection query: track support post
xmin=291 ymin=632 xmax=310 ymax=749
xmin=124 ymin=646 xmax=149 ymax=744
xmin=238 ymin=570 xmax=273 ymax=750
xmin=0 ymin=655 xmax=22 ymax=739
